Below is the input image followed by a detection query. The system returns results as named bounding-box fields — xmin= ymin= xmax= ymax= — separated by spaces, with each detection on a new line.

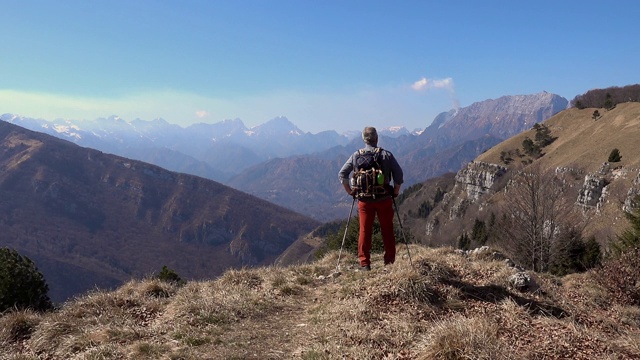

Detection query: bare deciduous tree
xmin=570 ymin=84 xmax=640 ymax=109
xmin=497 ymin=165 xmax=578 ymax=272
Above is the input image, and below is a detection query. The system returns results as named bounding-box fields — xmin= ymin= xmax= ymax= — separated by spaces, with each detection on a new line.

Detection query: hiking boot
xmin=360 ymin=264 xmax=371 ymax=271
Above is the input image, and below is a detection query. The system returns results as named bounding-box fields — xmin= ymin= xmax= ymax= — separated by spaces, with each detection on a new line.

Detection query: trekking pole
xmin=336 ymin=196 xmax=356 ymax=272
xmin=392 ymin=197 xmax=413 ymax=267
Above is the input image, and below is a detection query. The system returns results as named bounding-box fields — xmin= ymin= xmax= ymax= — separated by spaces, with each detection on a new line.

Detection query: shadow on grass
xmin=415 ymin=259 xmax=567 ymax=318
xmin=443 ymin=279 xmax=568 ymax=318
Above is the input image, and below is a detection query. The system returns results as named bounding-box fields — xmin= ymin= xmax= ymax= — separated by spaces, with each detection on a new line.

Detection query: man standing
xmin=338 ymin=127 xmax=404 ymax=271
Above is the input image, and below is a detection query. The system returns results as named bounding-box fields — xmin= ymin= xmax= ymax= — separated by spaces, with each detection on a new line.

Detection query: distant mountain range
xmin=0 ymin=115 xmax=302 ymax=181
xmin=0 ymin=114 xmax=420 ymax=181
xmin=1 ymin=92 xmax=569 ymax=221
xmin=227 ymin=92 xmax=568 ymax=220
xmin=0 ymin=121 xmax=319 ymax=302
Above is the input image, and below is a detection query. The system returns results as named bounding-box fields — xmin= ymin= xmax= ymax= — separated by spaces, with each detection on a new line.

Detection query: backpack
xmin=352 ymin=148 xmax=388 ymax=199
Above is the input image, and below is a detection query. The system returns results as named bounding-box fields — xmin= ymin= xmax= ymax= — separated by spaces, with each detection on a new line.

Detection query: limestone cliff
xmin=454 ymin=161 xmax=508 ymax=202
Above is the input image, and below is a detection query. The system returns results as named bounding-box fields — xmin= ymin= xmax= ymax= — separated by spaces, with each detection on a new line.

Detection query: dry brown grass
xmin=1 ymin=245 xmax=639 ymax=359
xmin=477 ymin=103 xmax=640 ymax=174
xmin=475 ymin=102 xmax=640 ymax=240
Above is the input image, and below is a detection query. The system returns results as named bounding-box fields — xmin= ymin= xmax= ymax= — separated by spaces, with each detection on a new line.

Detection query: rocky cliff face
xmin=576 ymin=162 xmax=611 ymax=209
xmin=442 ymin=162 xmax=506 ymax=220
xmin=576 ymin=162 xmax=640 ymax=214
xmin=415 ymin=161 xmax=508 ymax=239
xmin=624 ymin=172 xmax=640 ymax=213
xmin=454 ymin=161 xmax=508 ymax=201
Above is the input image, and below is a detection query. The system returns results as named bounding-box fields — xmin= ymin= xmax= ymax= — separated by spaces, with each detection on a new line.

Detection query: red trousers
xmin=357 ymin=197 xmax=396 ymax=266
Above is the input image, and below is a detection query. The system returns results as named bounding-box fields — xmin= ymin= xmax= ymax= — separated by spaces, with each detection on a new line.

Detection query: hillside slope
xmin=402 ymin=102 xmax=640 ymax=247
xmin=2 ymin=246 xmax=639 ymax=359
xmin=0 ymin=121 xmax=320 ymax=302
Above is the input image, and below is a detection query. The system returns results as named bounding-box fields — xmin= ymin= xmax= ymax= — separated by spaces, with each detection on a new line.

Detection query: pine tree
xmin=417 ymin=201 xmax=433 ymax=218
xmin=156 ymin=265 xmax=186 ymax=285
xmin=608 ymin=148 xmax=622 ymax=162
xmin=0 ymin=248 xmax=52 ymax=312
xmin=533 ymin=123 xmax=554 ymax=147
xmin=581 ymin=236 xmax=602 ymax=269
xmin=612 ymin=200 xmax=640 ymax=256
xmin=433 ymin=187 xmax=445 ymax=204
xmin=457 ymin=232 xmax=471 ymax=251
xmin=470 ymin=219 xmax=488 ymax=245
xmin=522 ymin=138 xmax=541 ymax=158
xmin=604 ymin=93 xmax=614 ymax=110
xmin=550 ymin=228 xmax=587 ymax=276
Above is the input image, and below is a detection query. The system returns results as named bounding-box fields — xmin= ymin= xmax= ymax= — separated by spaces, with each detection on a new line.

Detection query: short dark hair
xmin=362 ymin=127 xmax=378 ymax=145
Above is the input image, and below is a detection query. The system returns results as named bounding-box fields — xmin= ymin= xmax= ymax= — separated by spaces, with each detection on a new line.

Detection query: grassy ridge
xmin=2 ymin=245 xmax=640 ymax=359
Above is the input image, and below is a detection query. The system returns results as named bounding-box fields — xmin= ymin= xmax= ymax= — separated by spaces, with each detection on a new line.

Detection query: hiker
xmin=338 ymin=126 xmax=404 ymax=271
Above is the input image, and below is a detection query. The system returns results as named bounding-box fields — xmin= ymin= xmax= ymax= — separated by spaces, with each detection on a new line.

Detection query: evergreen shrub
xmin=0 ymin=248 xmax=52 ymax=312
xmin=608 ymin=148 xmax=622 ymax=162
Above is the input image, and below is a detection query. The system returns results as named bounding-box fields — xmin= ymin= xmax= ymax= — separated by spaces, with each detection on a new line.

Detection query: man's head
xmin=362 ymin=126 xmax=378 ymax=146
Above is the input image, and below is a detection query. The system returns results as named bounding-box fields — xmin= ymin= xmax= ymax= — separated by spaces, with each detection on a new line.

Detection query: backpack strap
xmin=359 ymin=147 xmax=382 ymax=154
xmin=357 ymin=147 xmax=382 ymax=158
xmin=371 ymin=147 xmax=382 ymax=167
xmin=355 ymin=147 xmax=381 ymax=171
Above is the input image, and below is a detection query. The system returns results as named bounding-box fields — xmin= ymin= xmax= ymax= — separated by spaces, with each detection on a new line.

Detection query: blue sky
xmin=1 ymin=0 xmax=638 ymax=134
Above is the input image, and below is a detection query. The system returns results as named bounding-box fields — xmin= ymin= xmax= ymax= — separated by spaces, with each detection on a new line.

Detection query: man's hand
xmin=343 ymin=182 xmax=356 ymax=197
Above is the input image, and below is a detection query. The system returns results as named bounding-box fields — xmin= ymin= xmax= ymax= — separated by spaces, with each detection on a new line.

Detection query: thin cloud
xmin=411 ymin=77 xmax=459 ymax=110
xmin=411 ymin=77 xmax=454 ymax=91
xmin=411 ymin=78 xmax=429 ymax=91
